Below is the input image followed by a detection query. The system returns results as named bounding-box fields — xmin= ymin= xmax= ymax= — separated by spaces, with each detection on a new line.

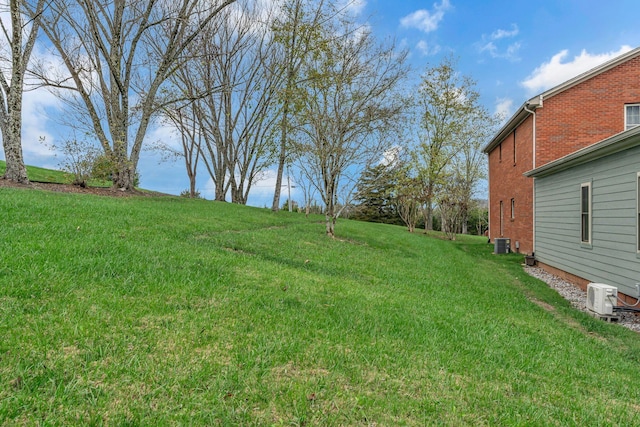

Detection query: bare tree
xmin=166 ymin=0 xmax=281 ymax=203
xmin=0 ymin=0 xmax=45 ymax=183
xmin=155 ymin=101 xmax=202 ymax=197
xmin=292 ymin=19 xmax=407 ymax=237
xmin=295 ymin=169 xmax=317 ymax=217
xmin=29 ymin=0 xmax=237 ymax=190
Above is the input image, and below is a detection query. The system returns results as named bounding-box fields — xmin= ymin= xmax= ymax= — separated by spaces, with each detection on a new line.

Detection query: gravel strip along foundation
xmin=524 ymin=266 xmax=640 ymax=333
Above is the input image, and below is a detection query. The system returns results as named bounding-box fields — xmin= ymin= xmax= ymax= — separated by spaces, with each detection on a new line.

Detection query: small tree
xmin=393 ymin=164 xmax=422 ymax=233
xmin=437 ymin=173 xmax=467 ymax=240
xmin=412 ymin=55 xmax=481 ymax=231
xmin=270 ymin=0 xmax=328 ymax=211
xmin=52 ymin=138 xmax=103 ymax=187
xmin=291 ymin=17 xmax=407 ymax=237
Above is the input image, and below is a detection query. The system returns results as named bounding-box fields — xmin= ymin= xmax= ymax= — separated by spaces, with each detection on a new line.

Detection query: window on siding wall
xmin=581 ymin=182 xmax=591 ymax=244
xmin=626 ymin=104 xmax=640 ymax=130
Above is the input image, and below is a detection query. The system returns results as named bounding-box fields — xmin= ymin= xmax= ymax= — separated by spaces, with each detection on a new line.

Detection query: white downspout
xmin=486 ymin=151 xmax=490 ymax=240
xmin=524 ymin=100 xmax=539 ymax=254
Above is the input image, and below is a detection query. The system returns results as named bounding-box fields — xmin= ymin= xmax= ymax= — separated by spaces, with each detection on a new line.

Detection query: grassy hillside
xmin=0 ymin=160 xmax=73 ymax=183
xmin=1 ymin=185 xmax=640 ymax=425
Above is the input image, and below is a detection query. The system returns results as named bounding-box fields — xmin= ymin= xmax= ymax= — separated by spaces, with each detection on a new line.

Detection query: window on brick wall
xmin=581 ymin=182 xmax=591 ymax=244
xmin=499 ymin=200 xmax=504 ymax=236
xmin=512 ymin=129 xmax=516 ymax=164
xmin=626 ymin=104 xmax=640 ymax=130
xmin=499 ymin=143 xmax=502 ymax=162
xmin=510 ymin=198 xmax=515 ymax=219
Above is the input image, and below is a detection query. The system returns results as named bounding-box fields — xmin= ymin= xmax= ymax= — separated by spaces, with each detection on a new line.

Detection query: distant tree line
xmin=0 ymin=0 xmax=497 ymax=238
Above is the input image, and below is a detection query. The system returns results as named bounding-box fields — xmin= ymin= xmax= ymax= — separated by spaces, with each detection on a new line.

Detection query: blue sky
xmin=7 ymin=0 xmax=640 ymax=206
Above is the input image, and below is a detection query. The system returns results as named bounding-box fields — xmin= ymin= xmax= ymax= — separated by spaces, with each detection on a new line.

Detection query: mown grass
xmin=0 ymin=160 xmax=111 ymax=187
xmin=1 ymin=184 xmax=640 ymax=425
xmin=0 ymin=160 xmax=72 ymax=183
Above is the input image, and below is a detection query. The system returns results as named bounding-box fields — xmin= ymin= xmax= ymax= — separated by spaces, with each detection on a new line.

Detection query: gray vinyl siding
xmin=534 ymin=144 xmax=640 ymax=296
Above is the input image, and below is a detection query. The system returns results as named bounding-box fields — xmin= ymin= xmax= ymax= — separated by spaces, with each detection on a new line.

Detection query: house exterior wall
xmin=488 ymin=115 xmax=534 ymax=254
xmin=534 ymin=144 xmax=640 ymax=297
xmin=535 ymin=56 xmax=640 ymax=166
xmin=487 ymin=54 xmax=640 ymax=254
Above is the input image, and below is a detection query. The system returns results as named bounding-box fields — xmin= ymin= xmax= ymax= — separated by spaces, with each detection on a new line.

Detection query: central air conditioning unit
xmin=494 ymin=238 xmax=510 ymax=254
xmin=586 ymin=283 xmax=618 ymax=316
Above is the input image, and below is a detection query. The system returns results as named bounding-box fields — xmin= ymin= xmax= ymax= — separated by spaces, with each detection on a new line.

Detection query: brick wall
xmin=488 ymin=54 xmax=640 ymax=255
xmin=488 ymin=115 xmax=534 ymax=254
xmin=536 ymin=56 xmax=640 ymax=165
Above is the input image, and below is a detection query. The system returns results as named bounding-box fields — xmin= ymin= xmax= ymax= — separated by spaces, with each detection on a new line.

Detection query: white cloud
xmin=20 ymin=85 xmax=62 ymax=162
xmin=400 ymin=0 xmax=451 ymax=33
xmin=490 ymin=24 xmax=519 ymax=40
xmin=521 ymin=45 xmax=634 ymax=94
xmin=476 ymin=24 xmax=520 ymax=61
xmin=340 ymin=0 xmax=367 ymax=16
xmin=416 ymin=40 xmax=441 ymax=56
xmin=495 ymin=97 xmax=514 ymax=121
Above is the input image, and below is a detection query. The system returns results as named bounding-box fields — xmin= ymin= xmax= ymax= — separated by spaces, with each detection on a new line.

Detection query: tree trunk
xmin=325 ymin=211 xmax=335 ymax=237
xmin=1 ymin=0 xmax=39 ymax=185
xmin=325 ymin=191 xmax=335 ymax=237
xmin=112 ymin=164 xmax=136 ymax=190
xmin=3 ymin=89 xmax=28 ymax=183
xmin=271 ymin=103 xmax=290 ymax=211
xmin=423 ymin=201 xmax=433 ymax=232
xmin=2 ymin=135 xmax=28 ymax=183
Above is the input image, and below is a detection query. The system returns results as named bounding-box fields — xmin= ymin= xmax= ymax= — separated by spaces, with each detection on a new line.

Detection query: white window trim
xmin=625 ymin=104 xmax=640 ymax=131
xmin=581 ymin=182 xmax=592 ymax=245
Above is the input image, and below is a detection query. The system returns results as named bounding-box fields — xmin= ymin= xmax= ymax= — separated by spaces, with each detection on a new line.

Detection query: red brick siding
xmin=488 ymin=115 xmax=534 ymax=254
xmin=536 ymin=56 xmax=640 ymax=165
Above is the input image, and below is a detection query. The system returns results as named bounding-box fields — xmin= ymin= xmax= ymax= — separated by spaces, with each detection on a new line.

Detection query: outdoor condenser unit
xmin=586 ymin=283 xmax=618 ymax=316
xmin=494 ymin=238 xmax=510 ymax=254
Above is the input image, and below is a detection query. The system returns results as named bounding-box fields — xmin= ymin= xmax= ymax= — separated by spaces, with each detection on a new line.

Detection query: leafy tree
xmin=270 ymin=0 xmax=328 ymax=211
xmin=412 ymin=55 xmax=480 ymax=231
xmin=394 ymin=165 xmax=422 ymax=233
xmin=450 ymin=107 xmax=499 ymax=234
xmin=467 ymin=204 xmax=488 ymax=236
xmin=291 ymin=17 xmax=407 ymax=237
xmin=437 ymin=172 xmax=466 ymax=240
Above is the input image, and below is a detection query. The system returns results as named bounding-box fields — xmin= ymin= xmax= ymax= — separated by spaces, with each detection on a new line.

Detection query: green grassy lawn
xmin=1 ymin=183 xmax=640 ymax=425
xmin=0 ymin=160 xmax=73 ymax=183
xmin=0 ymin=160 xmax=111 ymax=187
